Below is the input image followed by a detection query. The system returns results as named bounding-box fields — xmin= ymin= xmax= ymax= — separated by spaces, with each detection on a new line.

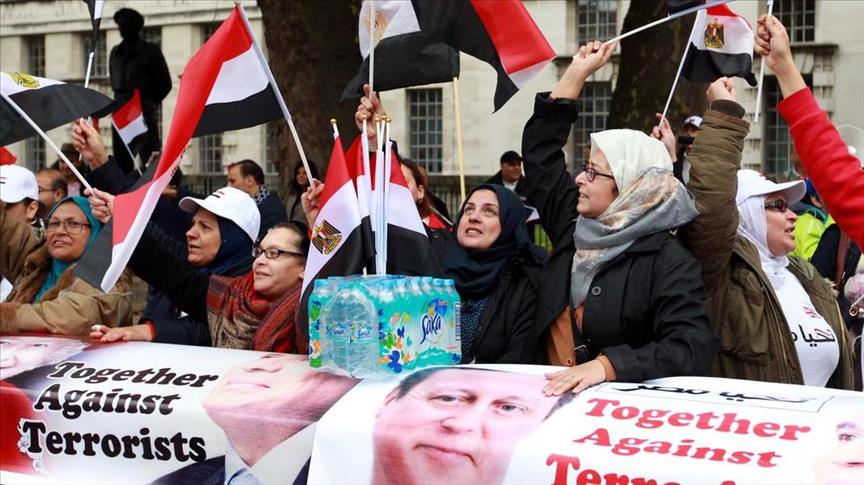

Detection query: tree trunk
xmin=607 ymin=1 xmax=707 ymax=133
xmin=257 ymin=0 xmax=360 ymax=195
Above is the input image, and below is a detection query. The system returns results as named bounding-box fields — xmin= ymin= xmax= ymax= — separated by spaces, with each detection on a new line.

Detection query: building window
xmin=82 ymin=31 xmax=107 ymax=79
xmin=763 ymin=75 xmax=812 ymax=180
xmin=199 ymin=134 xmax=223 ymax=175
xmin=25 ymin=35 xmax=45 ymax=77
xmin=198 ymin=23 xmax=222 ymax=174
xmin=143 ymin=26 xmax=162 ymax=46
xmin=408 ymin=89 xmax=443 ymax=173
xmin=25 ymin=137 xmax=46 ymax=171
xmin=578 ymin=0 xmax=617 ymax=43
xmin=774 ymin=0 xmax=815 ymax=43
xmin=264 ymin=123 xmax=277 ymax=174
xmin=574 ymin=82 xmax=612 ymax=163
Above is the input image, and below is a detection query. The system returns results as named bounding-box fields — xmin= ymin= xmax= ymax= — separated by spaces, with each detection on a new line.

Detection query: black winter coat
xmin=521 ymin=93 xmax=719 ymax=382
xmin=257 ymin=192 xmax=288 ymax=240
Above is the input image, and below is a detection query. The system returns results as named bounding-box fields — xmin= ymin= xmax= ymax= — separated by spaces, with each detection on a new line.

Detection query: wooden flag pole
xmin=452 ymin=76 xmax=466 ymax=203
xmin=1 ymin=91 xmax=92 ymax=191
xmin=753 ymin=0 xmax=774 ymax=123
xmin=603 ymin=0 xmax=730 ymax=46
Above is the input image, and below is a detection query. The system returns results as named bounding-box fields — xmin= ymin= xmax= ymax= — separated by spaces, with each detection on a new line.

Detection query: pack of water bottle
xmin=307 ymin=275 xmax=462 ymax=378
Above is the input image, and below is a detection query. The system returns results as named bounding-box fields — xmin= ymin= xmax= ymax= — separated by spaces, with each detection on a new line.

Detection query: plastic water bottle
xmin=325 ymin=287 xmax=379 ymax=377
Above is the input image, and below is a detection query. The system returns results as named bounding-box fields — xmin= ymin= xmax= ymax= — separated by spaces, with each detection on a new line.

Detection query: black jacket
xmin=521 ymin=93 xmax=718 ymax=382
xmin=257 ymin=192 xmax=288 ymax=240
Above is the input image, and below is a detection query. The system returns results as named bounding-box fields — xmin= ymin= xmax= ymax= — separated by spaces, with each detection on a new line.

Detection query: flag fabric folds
xmin=298 ymin=135 xmax=373 ymax=342
xmin=341 ymin=0 xmax=460 ymax=101
xmin=345 ymin=137 xmax=441 ymax=277
xmin=111 ymin=89 xmax=148 ymax=157
xmin=668 ymin=0 xmax=706 ymax=15
xmin=83 ymin=0 xmax=105 ymax=53
xmin=681 ymin=4 xmax=758 ymax=86
xmin=0 ymin=71 xmax=113 ymax=146
xmin=411 ymin=0 xmax=556 ymax=111
xmin=75 ymin=6 xmax=283 ymax=292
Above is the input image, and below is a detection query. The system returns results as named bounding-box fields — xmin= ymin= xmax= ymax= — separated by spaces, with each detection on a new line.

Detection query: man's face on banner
xmin=814 ymin=411 xmax=864 ymax=485
xmin=373 ymin=369 xmax=559 ymax=485
xmin=203 ymin=354 xmax=312 ymax=416
xmin=0 ymin=337 xmax=83 ymax=380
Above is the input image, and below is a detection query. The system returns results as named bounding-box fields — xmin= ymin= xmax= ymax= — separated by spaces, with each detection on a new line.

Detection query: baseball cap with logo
xmin=0 ymin=164 xmax=39 ymax=204
xmin=682 ymin=115 xmax=703 ymax=130
xmin=735 ymin=169 xmax=806 ymax=206
xmin=179 ymin=186 xmax=261 ymax=242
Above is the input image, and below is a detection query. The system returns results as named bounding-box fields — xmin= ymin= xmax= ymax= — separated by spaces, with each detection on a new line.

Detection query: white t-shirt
xmin=769 ymin=265 xmax=840 ymax=386
xmin=503 ymin=180 xmax=518 ymax=192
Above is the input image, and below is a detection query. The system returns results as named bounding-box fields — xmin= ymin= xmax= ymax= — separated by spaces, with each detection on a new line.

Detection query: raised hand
xmin=551 ymin=40 xmax=618 ymax=100
xmin=301 ymin=178 xmax=324 ymax=229
xmin=84 ymin=187 xmax=115 ymax=223
xmin=71 ymin=119 xmax=109 ymax=169
xmin=706 ymin=77 xmax=736 ymax=104
xmin=652 ymin=113 xmax=677 ymax=162
xmin=354 ymin=84 xmax=388 ymax=147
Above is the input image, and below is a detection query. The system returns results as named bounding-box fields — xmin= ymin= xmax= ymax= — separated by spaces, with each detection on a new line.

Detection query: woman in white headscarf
xmin=522 ymin=41 xmax=719 ymax=395
xmin=681 ymin=77 xmax=854 ymax=389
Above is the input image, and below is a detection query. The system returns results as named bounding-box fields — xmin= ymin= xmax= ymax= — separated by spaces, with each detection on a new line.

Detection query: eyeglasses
xmin=764 ymin=199 xmax=789 ymax=212
xmin=581 ymin=163 xmax=615 ymax=183
xmin=253 ymin=246 xmax=304 ymax=260
xmin=46 ymin=220 xmax=91 ymax=234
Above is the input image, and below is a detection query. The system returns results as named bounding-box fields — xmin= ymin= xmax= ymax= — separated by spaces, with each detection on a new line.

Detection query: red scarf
xmin=206 ymin=272 xmax=307 ymax=353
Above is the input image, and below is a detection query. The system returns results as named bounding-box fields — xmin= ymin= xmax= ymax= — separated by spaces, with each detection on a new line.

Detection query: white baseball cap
xmin=736 ymin=169 xmax=806 ymax=206
xmin=0 ymin=164 xmax=38 ymax=204
xmin=179 ymin=186 xmax=261 ymax=243
xmin=682 ymin=115 xmax=703 ymax=129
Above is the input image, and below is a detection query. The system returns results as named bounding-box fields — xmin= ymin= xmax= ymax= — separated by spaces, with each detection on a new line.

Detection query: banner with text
xmin=310 ymin=365 xmax=863 ymax=485
xmin=0 ymin=335 xmax=358 ymax=484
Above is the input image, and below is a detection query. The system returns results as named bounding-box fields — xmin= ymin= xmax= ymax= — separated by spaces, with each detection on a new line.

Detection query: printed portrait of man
xmin=813 ymin=396 xmax=864 ymax=485
xmin=153 ymin=353 xmax=358 ymax=485
xmin=371 ymin=367 xmax=571 ymax=485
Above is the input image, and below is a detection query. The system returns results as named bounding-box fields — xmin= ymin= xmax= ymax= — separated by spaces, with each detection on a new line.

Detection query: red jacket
xmin=778 ymin=88 xmax=864 ymax=249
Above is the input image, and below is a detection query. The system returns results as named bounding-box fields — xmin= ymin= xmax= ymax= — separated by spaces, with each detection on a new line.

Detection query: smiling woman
xmin=0 ymin=197 xmax=133 ymax=335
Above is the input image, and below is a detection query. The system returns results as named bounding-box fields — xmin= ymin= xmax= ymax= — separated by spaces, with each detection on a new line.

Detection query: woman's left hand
xmin=652 ymin=113 xmax=677 ymax=162
xmin=543 ymin=360 xmax=606 ymax=396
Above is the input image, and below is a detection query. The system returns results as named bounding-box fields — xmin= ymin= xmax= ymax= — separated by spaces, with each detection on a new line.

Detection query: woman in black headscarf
xmin=441 ymin=184 xmax=546 ymax=364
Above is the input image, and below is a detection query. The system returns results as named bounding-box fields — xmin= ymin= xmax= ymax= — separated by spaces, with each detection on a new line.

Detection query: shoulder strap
xmin=835 ymin=230 xmax=850 ymax=288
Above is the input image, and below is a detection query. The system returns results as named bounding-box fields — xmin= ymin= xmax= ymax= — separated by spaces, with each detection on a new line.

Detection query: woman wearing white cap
xmin=92 ymin=187 xmax=258 ymax=346
xmin=680 ymin=77 xmax=854 ymax=388
xmin=521 ymin=41 xmax=719 ymax=396
xmin=88 ymin=188 xmax=310 ymax=353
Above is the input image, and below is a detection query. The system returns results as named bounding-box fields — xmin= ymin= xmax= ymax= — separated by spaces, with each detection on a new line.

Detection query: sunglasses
xmin=763 ymin=199 xmax=789 ymax=212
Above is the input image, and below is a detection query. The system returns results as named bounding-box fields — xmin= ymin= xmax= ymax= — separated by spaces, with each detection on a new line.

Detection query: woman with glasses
xmin=521 ymin=41 xmax=718 ymax=396
xmin=678 ymin=76 xmax=854 ymax=389
xmin=0 ymin=196 xmax=133 ymax=334
xmin=90 ymin=188 xmax=310 ymax=353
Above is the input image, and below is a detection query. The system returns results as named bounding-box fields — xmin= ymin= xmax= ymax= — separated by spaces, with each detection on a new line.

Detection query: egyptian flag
xmin=75 ymin=6 xmax=282 ymax=292
xmin=111 ymin=89 xmax=148 ymax=157
xmin=83 ymin=0 xmax=105 ymax=53
xmin=341 ymin=0 xmax=460 ymax=101
xmin=298 ymin=135 xmax=373 ymax=336
xmin=411 ymin=0 xmax=555 ymax=111
xmin=0 ymin=71 xmax=113 ymax=145
xmin=681 ymin=3 xmax=758 ymax=86
xmin=191 ymin=9 xmax=282 ymax=137
xmin=346 ymin=138 xmax=441 ymax=276
xmin=0 ymin=147 xmax=16 ymax=165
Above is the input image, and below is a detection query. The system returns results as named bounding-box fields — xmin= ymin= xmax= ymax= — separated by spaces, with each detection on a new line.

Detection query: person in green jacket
xmin=664 ymin=77 xmax=854 ymax=389
xmin=792 ymin=179 xmax=833 ymax=260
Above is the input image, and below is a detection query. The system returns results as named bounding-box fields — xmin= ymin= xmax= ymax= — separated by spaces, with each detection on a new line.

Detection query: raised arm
xmin=681 ymin=79 xmax=750 ymax=294
xmin=756 ymin=14 xmax=864 ymax=248
xmin=522 ymin=41 xmax=616 ymax=245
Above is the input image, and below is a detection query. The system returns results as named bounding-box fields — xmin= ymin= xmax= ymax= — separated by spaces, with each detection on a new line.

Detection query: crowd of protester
xmin=1 ymin=15 xmax=862 ymax=395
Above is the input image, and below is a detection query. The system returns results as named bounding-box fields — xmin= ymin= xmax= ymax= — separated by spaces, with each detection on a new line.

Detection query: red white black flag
xmin=682 ymin=3 xmax=758 ymax=86
xmin=76 ymin=6 xmax=283 ymax=291
xmin=411 ymin=0 xmax=555 ymax=111
xmin=111 ymin=89 xmax=148 ymax=157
